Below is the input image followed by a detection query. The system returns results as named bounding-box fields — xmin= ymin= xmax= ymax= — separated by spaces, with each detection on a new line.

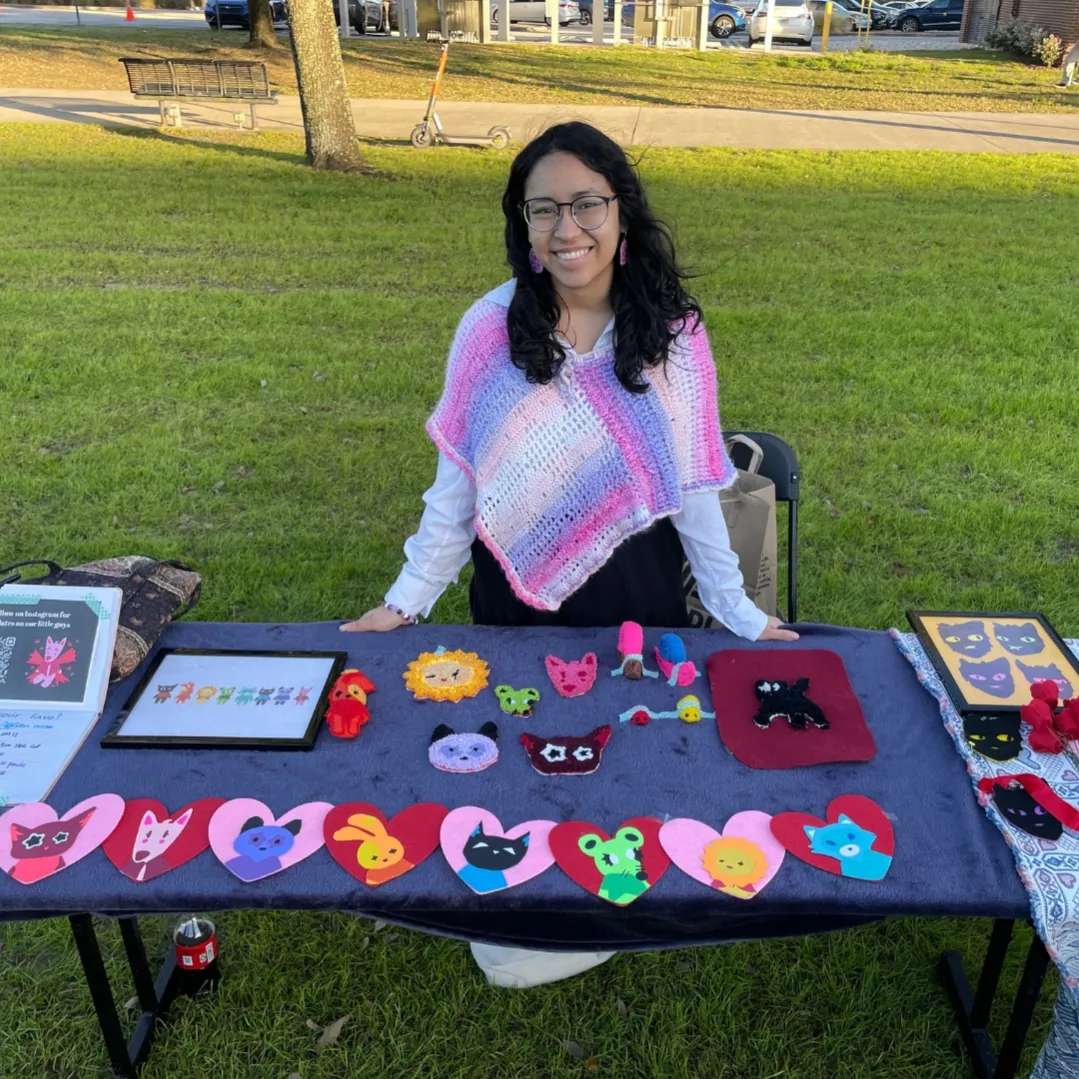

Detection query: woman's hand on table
xmin=340 ymin=606 xmax=410 ymax=632
xmin=758 ymin=615 xmax=799 ymax=642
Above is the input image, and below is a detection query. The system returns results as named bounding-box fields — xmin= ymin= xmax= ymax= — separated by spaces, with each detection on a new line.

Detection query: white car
xmin=491 ymin=0 xmax=580 ymax=25
xmin=748 ymin=0 xmax=814 ymax=44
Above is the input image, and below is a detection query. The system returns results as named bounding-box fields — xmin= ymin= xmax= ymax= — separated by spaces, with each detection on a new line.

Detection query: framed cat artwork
xmin=907 ymin=610 xmax=1079 ymax=714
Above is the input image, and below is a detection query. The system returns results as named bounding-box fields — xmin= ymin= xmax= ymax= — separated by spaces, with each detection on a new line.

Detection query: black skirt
xmin=469 ymin=517 xmax=689 ymax=629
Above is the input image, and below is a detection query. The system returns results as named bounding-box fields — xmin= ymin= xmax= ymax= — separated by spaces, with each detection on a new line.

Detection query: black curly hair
xmin=502 ymin=122 xmax=701 ymax=394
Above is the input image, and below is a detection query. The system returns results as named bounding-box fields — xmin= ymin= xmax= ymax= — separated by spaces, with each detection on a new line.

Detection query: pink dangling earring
xmin=618 ymin=235 xmax=628 ymax=267
xmin=528 ymin=249 xmax=544 ymax=274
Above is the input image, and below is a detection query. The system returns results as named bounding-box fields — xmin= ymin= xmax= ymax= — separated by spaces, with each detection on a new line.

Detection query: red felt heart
xmin=103 ymin=798 xmax=225 ymax=884
xmin=770 ymin=795 xmax=894 ymax=880
xmin=549 ymin=816 xmax=669 ymax=906
xmin=324 ymin=802 xmax=447 ymax=887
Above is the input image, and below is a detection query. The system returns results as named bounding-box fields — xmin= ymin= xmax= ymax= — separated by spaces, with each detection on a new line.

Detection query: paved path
xmin=1 ymin=87 xmax=1077 ymax=151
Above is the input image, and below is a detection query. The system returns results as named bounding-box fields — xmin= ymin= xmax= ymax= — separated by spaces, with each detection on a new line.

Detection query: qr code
xmin=0 ymin=636 xmax=15 ymax=685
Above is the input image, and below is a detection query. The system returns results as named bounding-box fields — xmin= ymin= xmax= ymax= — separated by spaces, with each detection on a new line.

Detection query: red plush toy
xmin=325 ymin=668 xmax=376 ymax=739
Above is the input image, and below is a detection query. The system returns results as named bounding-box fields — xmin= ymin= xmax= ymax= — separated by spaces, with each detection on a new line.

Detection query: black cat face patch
xmin=990 ymin=785 xmax=1063 ymax=840
xmin=964 ymin=714 xmax=1022 ymax=762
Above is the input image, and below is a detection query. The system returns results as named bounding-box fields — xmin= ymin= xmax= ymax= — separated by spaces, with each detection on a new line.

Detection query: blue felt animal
xmin=803 ymin=815 xmax=891 ymax=881
xmin=225 ymin=816 xmax=302 ymax=882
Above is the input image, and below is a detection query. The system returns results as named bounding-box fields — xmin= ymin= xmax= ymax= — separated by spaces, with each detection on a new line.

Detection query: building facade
xmin=962 ymin=0 xmax=1079 ymax=43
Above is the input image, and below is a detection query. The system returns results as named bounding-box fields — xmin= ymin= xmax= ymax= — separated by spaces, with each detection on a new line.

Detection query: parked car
xmin=748 ymin=0 xmax=813 ymax=45
xmin=891 ymin=0 xmax=962 ymax=32
xmin=615 ymin=0 xmax=744 ymax=34
xmin=491 ymin=0 xmax=581 ymax=27
xmin=328 ymin=0 xmax=396 ymax=33
xmin=808 ymin=0 xmax=855 ymax=32
xmin=830 ymin=0 xmax=892 ymax=28
xmin=205 ymin=0 xmax=286 ymax=30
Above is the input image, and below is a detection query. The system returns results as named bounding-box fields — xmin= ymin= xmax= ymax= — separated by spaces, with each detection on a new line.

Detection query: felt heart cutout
xmin=770 ymin=794 xmax=894 ymax=882
xmin=104 ymin=797 xmax=225 ymax=884
xmin=0 ymin=794 xmax=125 ymax=885
xmin=440 ymin=807 xmax=556 ymax=895
xmin=549 ymin=816 xmax=669 ymax=906
xmin=209 ymin=798 xmax=332 ymax=883
xmin=324 ymin=802 xmax=448 ymax=886
xmin=659 ymin=812 xmax=785 ymax=900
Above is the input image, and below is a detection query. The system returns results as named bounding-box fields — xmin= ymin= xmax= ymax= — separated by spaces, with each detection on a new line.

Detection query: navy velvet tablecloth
xmin=0 ymin=622 xmax=1028 ymax=951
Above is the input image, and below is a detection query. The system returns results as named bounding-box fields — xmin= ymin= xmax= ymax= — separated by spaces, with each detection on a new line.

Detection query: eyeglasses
xmin=521 ymin=194 xmax=618 ymax=232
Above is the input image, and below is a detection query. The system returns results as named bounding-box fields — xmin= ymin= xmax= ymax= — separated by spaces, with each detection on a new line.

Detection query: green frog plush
xmin=494 ymin=684 xmax=541 ymax=717
xmin=578 ymin=826 xmax=649 ymax=905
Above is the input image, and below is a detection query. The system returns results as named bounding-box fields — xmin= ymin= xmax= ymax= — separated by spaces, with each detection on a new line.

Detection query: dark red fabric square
xmin=707 ymin=649 xmax=876 ymax=769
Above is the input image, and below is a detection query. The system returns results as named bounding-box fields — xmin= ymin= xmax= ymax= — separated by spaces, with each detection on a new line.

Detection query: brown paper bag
xmin=684 ymin=434 xmax=779 ymax=626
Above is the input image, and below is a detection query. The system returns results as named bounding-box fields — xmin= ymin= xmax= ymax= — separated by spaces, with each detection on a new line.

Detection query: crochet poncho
xmin=427 ymin=281 xmax=736 ymax=611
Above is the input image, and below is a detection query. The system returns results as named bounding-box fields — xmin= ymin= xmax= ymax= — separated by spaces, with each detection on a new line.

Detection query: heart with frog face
xmin=659 ymin=812 xmax=785 ymax=899
xmin=549 ymin=816 xmax=669 ymax=906
xmin=0 ymin=795 xmax=125 ymax=885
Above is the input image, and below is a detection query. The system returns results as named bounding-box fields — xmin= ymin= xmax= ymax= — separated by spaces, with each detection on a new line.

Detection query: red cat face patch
xmin=520 ymin=725 xmax=612 ymax=775
xmin=324 ymin=802 xmax=447 ymax=886
xmin=549 ymin=816 xmax=669 ymax=906
xmin=545 ymin=653 xmax=598 ymax=698
xmin=104 ymin=798 xmax=225 ymax=884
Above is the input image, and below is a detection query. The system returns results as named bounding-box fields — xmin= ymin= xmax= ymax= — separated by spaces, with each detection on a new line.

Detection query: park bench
xmin=118 ymin=57 xmax=277 ymax=130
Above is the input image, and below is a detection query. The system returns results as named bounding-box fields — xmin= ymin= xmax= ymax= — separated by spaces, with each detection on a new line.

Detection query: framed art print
xmin=101 ymin=649 xmax=347 ymax=749
xmin=907 ymin=610 xmax=1079 ymax=714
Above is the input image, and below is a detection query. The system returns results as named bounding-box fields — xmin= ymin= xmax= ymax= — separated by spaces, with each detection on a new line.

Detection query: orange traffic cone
xmin=125 ymin=3 xmax=135 ymax=19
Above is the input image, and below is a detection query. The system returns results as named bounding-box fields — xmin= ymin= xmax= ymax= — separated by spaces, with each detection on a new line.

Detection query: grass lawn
xmin=3 ymin=26 xmax=1079 ymax=111
xmin=1 ymin=123 xmax=1078 ymax=1077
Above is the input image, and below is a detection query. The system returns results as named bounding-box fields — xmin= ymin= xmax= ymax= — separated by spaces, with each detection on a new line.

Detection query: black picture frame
xmin=101 ymin=647 xmax=347 ymax=749
xmin=906 ymin=609 xmax=1079 ymax=716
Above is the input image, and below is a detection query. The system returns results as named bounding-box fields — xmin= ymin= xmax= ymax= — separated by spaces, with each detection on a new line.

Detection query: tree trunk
xmin=286 ymin=0 xmax=366 ymax=171
xmin=248 ymin=0 xmax=279 ymax=48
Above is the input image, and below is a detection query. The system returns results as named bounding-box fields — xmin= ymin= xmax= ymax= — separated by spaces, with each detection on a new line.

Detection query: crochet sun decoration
xmin=403 ymin=647 xmax=490 ymax=703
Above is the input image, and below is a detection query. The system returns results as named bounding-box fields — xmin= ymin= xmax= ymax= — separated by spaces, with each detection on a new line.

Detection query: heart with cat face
xmin=0 ymin=794 xmax=125 ymax=885
xmin=209 ymin=799 xmax=332 ymax=883
xmin=104 ymin=797 xmax=225 ymax=885
xmin=325 ymin=802 xmax=448 ymax=887
xmin=549 ymin=816 xmax=669 ymax=906
xmin=440 ymin=807 xmax=556 ymax=895
xmin=545 ymin=652 xmax=598 ymax=698
xmin=770 ymin=794 xmax=894 ymax=882
xmin=659 ymin=812 xmax=785 ymax=900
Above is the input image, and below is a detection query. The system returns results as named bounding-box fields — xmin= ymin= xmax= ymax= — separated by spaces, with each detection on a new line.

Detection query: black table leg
xmin=68 ymin=913 xmax=183 ymax=1078
xmin=940 ymin=918 xmax=1052 ymax=1079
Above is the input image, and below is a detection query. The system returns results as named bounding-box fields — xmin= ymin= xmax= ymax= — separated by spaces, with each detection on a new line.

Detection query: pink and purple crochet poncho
xmin=427 ymin=281 xmax=737 ymax=611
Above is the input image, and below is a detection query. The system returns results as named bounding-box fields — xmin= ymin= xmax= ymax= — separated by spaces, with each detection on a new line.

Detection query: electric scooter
xmin=410 ymin=40 xmax=510 ymax=149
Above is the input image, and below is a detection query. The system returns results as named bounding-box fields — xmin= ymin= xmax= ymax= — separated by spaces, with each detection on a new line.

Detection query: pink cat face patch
xmin=440 ymin=807 xmax=556 ymax=894
xmin=659 ymin=812 xmax=785 ymax=900
xmin=209 ymin=799 xmax=332 ymax=883
xmin=545 ymin=652 xmax=598 ymax=698
xmin=0 ymin=795 xmax=125 ymax=885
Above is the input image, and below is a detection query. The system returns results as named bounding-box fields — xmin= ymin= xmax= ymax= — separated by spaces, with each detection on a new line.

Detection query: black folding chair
xmin=724 ymin=430 xmax=801 ymax=624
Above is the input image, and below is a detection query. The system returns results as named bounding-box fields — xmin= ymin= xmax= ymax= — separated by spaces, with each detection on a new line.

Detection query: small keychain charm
xmin=654 ymin=633 xmax=698 ymax=687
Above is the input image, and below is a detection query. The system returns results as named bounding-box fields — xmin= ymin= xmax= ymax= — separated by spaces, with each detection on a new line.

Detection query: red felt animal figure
xmin=1020 ymin=680 xmax=1079 ymax=752
xmin=325 ymin=668 xmax=376 ymax=739
xmin=9 ymin=809 xmax=95 ymax=884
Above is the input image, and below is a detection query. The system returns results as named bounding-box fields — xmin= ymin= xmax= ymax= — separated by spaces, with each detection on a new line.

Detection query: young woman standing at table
xmin=343 ymin=121 xmax=797 ymax=986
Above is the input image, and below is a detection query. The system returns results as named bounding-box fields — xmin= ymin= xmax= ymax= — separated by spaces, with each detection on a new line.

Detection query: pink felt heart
xmin=659 ymin=812 xmax=785 ymax=900
xmin=0 ymin=795 xmax=125 ymax=885
xmin=209 ymin=798 xmax=332 ymax=883
xmin=440 ymin=807 xmax=556 ymax=894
